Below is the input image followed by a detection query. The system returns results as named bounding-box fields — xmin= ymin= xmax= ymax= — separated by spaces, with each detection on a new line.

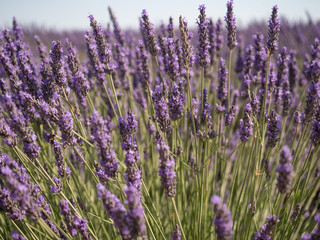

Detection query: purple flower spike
xmin=217 ymin=58 xmax=228 ymax=105
xmin=91 ymin=111 xmax=119 ymax=180
xmin=152 ymin=84 xmax=172 ymax=135
xmin=276 ymin=145 xmax=293 ymax=194
xmin=11 ymin=231 xmax=25 ymax=240
xmin=197 ymin=5 xmax=210 ymax=67
xmin=304 ymin=81 xmax=320 ymax=123
xmin=140 ymin=9 xmax=159 ymax=56
xmin=211 ymin=195 xmax=233 ymax=240
xmin=267 ymin=6 xmax=280 ymax=54
xmin=225 ymin=0 xmax=237 ymax=50
xmin=168 ymin=82 xmax=185 ymax=121
xmin=50 ymin=40 xmax=67 ymax=87
xmin=171 ymin=224 xmax=181 ymax=240
xmin=266 ymin=110 xmax=281 ymax=148
xmin=97 ymin=183 xmax=130 ymax=239
xmin=156 ymin=133 xmax=176 ymax=198
xmin=124 ymin=185 xmax=147 ymax=239
xmin=59 ymin=199 xmax=92 ymax=239
xmin=253 ymin=215 xmax=279 ymax=240
xmin=89 ymin=14 xmax=115 ymax=74
xmin=239 ymin=104 xmax=253 ymax=142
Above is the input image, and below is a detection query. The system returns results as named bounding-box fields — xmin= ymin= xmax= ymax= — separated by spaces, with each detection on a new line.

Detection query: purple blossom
xmin=140 ymin=9 xmax=159 ymax=56
xmin=239 ymin=104 xmax=253 ymax=142
xmin=156 ymin=133 xmax=176 ymax=197
xmin=124 ymin=185 xmax=147 ymax=239
xmin=108 ymin=7 xmax=124 ymax=46
xmin=53 ymin=140 xmax=70 ymax=178
xmin=266 ymin=6 xmax=280 ymax=54
xmin=50 ymin=40 xmax=67 ymax=87
xmin=152 ymin=84 xmax=172 ymax=135
xmin=225 ymin=105 xmax=236 ymax=126
xmin=211 ymin=195 xmax=233 ymax=240
xmin=89 ymin=14 xmax=115 ymax=74
xmin=266 ymin=110 xmax=281 ymax=148
xmin=84 ymin=30 xmax=105 ymax=84
xmin=58 ymin=111 xmax=75 ymax=147
xmin=276 ymin=145 xmax=293 ymax=194
xmin=225 ymin=0 xmax=237 ymax=49
xmin=197 ymin=5 xmax=210 ymax=67
xmin=168 ymin=82 xmax=185 ymax=121
xmin=11 ymin=231 xmax=25 ymax=240
xmin=179 ymin=16 xmax=194 ymax=76
xmin=217 ymin=58 xmax=228 ymax=105
xmin=253 ymin=215 xmax=278 ymax=240
xmin=171 ymin=225 xmax=181 ymax=240
xmin=91 ymin=111 xmax=119 ymax=180
xmin=165 ymin=38 xmax=180 ymax=81
xmin=304 ymin=81 xmax=320 ymax=123
xmin=59 ymin=199 xmax=92 ymax=239
xmin=201 ymin=88 xmax=212 ymax=125
xmin=97 ymin=183 xmax=130 ymax=239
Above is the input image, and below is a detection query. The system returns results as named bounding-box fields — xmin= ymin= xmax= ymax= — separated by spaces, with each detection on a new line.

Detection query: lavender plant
xmin=0 ymin=3 xmax=320 ymax=240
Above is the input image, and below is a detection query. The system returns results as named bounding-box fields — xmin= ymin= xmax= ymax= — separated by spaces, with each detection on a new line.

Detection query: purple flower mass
xmin=267 ymin=6 xmax=280 ymax=54
xmin=0 ymin=3 xmax=319 ymax=240
xmin=197 ymin=5 xmax=211 ymax=67
xmin=225 ymin=0 xmax=237 ymax=49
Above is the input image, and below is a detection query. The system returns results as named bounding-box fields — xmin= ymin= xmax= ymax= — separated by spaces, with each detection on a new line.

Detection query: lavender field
xmin=1 ymin=1 xmax=320 ymax=239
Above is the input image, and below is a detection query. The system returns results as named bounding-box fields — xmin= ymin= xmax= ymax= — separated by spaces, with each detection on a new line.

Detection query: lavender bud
xmin=11 ymin=231 xmax=25 ymax=240
xmin=225 ymin=0 xmax=237 ymax=49
xmin=253 ymin=215 xmax=279 ymax=240
xmin=89 ymin=14 xmax=115 ymax=74
xmin=266 ymin=6 xmax=280 ymax=54
xmin=152 ymin=84 xmax=172 ymax=135
xmin=50 ymin=41 xmax=67 ymax=87
xmin=266 ymin=110 xmax=281 ymax=148
xmin=140 ymin=10 xmax=159 ymax=56
xmin=304 ymin=81 xmax=320 ymax=123
xmin=171 ymin=225 xmax=181 ymax=240
xmin=290 ymin=204 xmax=301 ymax=221
xmin=239 ymin=104 xmax=253 ymax=142
xmin=124 ymin=185 xmax=147 ymax=239
xmin=97 ymin=184 xmax=130 ymax=239
xmin=168 ymin=82 xmax=185 ymax=121
xmin=156 ymin=134 xmax=176 ymax=197
xmin=211 ymin=195 xmax=233 ymax=240
xmin=197 ymin=5 xmax=210 ymax=67
xmin=276 ymin=145 xmax=293 ymax=194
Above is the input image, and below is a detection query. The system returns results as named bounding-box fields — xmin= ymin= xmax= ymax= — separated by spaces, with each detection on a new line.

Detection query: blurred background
xmin=0 ymin=0 xmax=320 ymax=31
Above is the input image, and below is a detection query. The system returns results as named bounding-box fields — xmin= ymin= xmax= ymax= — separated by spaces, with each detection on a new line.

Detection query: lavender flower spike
xmin=141 ymin=9 xmax=159 ymax=56
xmin=171 ymin=224 xmax=181 ymax=240
xmin=239 ymin=104 xmax=253 ymax=142
xmin=156 ymin=133 xmax=176 ymax=197
xmin=124 ymin=185 xmax=147 ymax=239
xmin=50 ymin=40 xmax=67 ymax=87
xmin=225 ymin=0 xmax=237 ymax=50
xmin=197 ymin=5 xmax=210 ymax=67
xmin=276 ymin=145 xmax=293 ymax=194
xmin=211 ymin=195 xmax=233 ymax=240
xmin=253 ymin=215 xmax=279 ymax=240
xmin=266 ymin=6 xmax=280 ymax=54
xmin=266 ymin=110 xmax=281 ymax=148
xmin=89 ymin=14 xmax=115 ymax=74
xmin=97 ymin=183 xmax=130 ymax=239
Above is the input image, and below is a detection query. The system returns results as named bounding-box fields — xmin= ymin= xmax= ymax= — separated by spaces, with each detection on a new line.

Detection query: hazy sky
xmin=0 ymin=0 xmax=319 ymax=31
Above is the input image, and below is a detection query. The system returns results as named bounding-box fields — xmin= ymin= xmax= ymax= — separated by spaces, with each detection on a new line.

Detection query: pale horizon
xmin=1 ymin=0 xmax=319 ymax=31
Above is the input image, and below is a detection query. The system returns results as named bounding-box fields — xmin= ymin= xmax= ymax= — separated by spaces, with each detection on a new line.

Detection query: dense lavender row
xmin=0 ymin=1 xmax=320 ymax=239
